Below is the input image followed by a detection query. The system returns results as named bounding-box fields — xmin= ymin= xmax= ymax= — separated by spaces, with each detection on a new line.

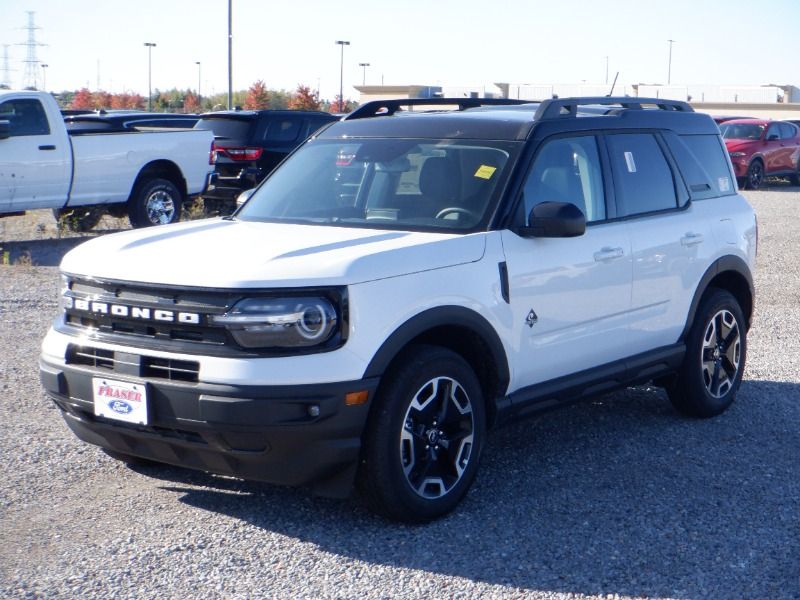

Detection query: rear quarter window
xmin=666 ymin=134 xmax=735 ymax=199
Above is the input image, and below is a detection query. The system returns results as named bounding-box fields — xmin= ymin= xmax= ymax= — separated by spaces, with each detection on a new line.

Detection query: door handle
xmin=593 ymin=247 xmax=624 ymax=262
xmin=681 ymin=232 xmax=704 ymax=247
xmin=38 ymin=145 xmax=56 ymax=151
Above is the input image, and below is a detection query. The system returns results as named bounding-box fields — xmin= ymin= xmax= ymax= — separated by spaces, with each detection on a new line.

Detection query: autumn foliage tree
xmin=288 ymin=85 xmax=321 ymax=110
xmin=110 ymin=92 xmax=145 ymax=110
xmin=244 ymin=80 xmax=270 ymax=110
xmin=70 ymin=88 xmax=93 ymax=110
xmin=183 ymin=91 xmax=200 ymax=113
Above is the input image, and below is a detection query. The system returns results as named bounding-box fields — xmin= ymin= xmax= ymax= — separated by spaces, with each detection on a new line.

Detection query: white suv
xmin=41 ymin=97 xmax=757 ymax=522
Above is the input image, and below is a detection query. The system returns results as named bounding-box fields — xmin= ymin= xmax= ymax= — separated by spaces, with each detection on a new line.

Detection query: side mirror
xmin=516 ymin=201 xmax=586 ymax=238
xmin=0 ymin=120 xmax=10 ymax=140
xmin=767 ymin=133 xmax=780 ymax=141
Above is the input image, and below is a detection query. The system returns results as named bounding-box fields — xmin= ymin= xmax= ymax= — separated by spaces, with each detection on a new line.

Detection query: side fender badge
xmin=526 ymin=309 xmax=538 ymax=328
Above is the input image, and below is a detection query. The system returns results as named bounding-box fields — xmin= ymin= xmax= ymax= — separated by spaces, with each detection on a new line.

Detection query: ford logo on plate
xmin=108 ymin=400 xmax=133 ymax=415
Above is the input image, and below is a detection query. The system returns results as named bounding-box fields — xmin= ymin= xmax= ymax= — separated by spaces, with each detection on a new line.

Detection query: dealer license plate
xmin=92 ymin=378 xmax=148 ymax=425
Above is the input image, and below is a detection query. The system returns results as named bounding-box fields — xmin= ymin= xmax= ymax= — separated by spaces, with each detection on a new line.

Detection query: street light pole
xmin=667 ymin=39 xmax=675 ymax=85
xmin=604 ymin=56 xmax=609 ymax=85
xmin=227 ymin=0 xmax=233 ymax=110
xmin=195 ymin=61 xmax=201 ymax=107
xmin=359 ymin=62 xmax=370 ymax=86
xmin=41 ymin=63 xmax=48 ymax=92
xmin=144 ymin=42 xmax=156 ymax=111
xmin=335 ymin=40 xmax=350 ymax=112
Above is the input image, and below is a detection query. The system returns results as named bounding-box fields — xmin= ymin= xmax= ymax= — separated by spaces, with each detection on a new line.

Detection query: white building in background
xmin=354 ymin=82 xmax=800 ymax=119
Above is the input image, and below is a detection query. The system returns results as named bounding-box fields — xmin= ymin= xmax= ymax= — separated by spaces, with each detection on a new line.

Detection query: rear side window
xmin=0 ymin=99 xmax=50 ymax=136
xmin=606 ymin=134 xmax=677 ymax=216
xmin=264 ymin=118 xmax=302 ymax=143
xmin=779 ymin=122 xmax=797 ymax=139
xmin=675 ymin=134 xmax=735 ymax=198
xmin=194 ymin=118 xmax=253 ymax=142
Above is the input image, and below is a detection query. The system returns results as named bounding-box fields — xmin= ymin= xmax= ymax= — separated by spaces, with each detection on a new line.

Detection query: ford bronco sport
xmin=41 ymin=97 xmax=757 ymax=522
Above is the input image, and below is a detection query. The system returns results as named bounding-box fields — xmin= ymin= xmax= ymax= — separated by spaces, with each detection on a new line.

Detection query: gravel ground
xmin=1 ymin=191 xmax=799 ymax=599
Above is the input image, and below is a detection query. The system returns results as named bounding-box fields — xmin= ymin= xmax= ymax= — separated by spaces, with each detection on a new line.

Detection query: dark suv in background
xmin=196 ymin=109 xmax=339 ymax=214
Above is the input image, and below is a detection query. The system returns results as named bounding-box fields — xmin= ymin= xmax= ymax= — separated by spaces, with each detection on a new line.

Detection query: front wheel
xmin=357 ymin=345 xmax=486 ymax=522
xmin=128 ymin=178 xmax=182 ymax=228
xmin=667 ymin=289 xmax=747 ymax=418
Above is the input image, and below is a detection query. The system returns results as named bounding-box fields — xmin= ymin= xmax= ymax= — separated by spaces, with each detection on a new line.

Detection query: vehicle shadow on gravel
xmin=144 ymin=380 xmax=799 ymax=598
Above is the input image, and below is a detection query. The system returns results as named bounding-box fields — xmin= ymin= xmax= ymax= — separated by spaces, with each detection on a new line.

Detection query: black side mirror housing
xmin=516 ymin=201 xmax=586 ymax=238
xmin=0 ymin=120 xmax=10 ymax=140
xmin=767 ymin=133 xmax=779 ymax=141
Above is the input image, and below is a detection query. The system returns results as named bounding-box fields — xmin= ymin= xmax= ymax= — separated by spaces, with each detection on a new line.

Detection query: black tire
xmin=357 ymin=345 xmax=486 ymax=523
xmin=53 ymin=207 xmax=103 ymax=233
xmin=667 ymin=289 xmax=747 ymax=418
xmin=744 ymin=159 xmax=764 ymax=190
xmin=102 ymin=448 xmax=157 ymax=466
xmin=128 ymin=177 xmax=182 ymax=228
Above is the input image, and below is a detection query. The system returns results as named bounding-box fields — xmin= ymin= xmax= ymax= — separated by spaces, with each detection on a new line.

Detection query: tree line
xmin=52 ymin=81 xmax=357 ymax=113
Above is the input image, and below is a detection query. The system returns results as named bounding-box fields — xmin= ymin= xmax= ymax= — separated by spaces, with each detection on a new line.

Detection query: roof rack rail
xmin=534 ymin=96 xmax=693 ymax=120
xmin=344 ymin=97 xmax=535 ymax=120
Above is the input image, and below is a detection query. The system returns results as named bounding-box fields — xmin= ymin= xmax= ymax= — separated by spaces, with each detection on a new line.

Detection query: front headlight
xmin=212 ymin=296 xmax=339 ymax=349
xmin=729 ymin=152 xmax=746 ymax=158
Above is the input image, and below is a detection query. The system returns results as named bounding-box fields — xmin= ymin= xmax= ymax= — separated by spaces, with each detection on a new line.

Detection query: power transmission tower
xmin=17 ymin=11 xmax=46 ymax=90
xmin=1 ymin=45 xmax=15 ymax=89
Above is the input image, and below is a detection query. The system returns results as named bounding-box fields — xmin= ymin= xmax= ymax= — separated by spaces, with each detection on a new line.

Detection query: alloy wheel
xmin=399 ymin=376 xmax=475 ymax=499
xmin=700 ymin=309 xmax=741 ymax=398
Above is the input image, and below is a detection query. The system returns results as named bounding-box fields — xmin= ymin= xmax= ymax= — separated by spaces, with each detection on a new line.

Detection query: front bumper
xmin=40 ymin=357 xmax=378 ymax=497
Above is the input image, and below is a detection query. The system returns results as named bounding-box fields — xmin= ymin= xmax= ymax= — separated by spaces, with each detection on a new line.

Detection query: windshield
xmin=236 ymin=138 xmax=519 ymax=232
xmin=719 ymin=123 xmax=765 ymax=141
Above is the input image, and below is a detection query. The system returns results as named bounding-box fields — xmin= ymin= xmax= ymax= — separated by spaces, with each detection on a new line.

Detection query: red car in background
xmin=719 ymin=119 xmax=800 ymax=189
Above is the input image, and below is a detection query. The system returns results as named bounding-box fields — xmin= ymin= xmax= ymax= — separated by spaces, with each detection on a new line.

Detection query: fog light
xmin=307 ymin=405 xmax=320 ymax=417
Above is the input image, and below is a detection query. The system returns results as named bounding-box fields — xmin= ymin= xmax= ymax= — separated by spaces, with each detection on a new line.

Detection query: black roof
xmin=318 ymin=97 xmax=719 ymax=141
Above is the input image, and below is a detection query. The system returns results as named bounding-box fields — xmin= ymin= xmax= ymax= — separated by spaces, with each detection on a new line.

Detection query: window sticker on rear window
xmin=718 ymin=176 xmax=731 ymax=193
xmin=624 ymin=151 xmax=637 ymax=173
xmin=474 ymin=165 xmax=497 ymax=180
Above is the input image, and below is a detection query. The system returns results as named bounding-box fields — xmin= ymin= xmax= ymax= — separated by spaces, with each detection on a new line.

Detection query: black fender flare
xmin=363 ymin=305 xmax=510 ymax=392
xmin=679 ymin=254 xmax=754 ymax=341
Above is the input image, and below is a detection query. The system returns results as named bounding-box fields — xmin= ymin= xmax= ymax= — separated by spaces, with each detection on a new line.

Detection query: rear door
xmin=606 ymin=132 xmax=715 ymax=353
xmin=0 ymin=97 xmax=70 ymax=211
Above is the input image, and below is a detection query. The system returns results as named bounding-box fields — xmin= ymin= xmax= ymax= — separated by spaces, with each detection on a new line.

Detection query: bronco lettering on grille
xmin=64 ymin=296 xmax=200 ymax=324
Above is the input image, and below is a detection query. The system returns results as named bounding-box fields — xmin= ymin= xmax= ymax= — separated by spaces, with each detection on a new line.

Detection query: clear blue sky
xmin=3 ymin=0 xmax=800 ymax=100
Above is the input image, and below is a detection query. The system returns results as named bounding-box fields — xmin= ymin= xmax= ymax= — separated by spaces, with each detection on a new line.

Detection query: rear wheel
xmin=358 ymin=345 xmax=486 ymax=522
xmin=667 ymin=289 xmax=746 ymax=417
xmin=53 ymin=207 xmax=103 ymax=232
xmin=745 ymin=160 xmax=764 ymax=190
xmin=128 ymin=178 xmax=182 ymax=228
xmin=789 ymin=160 xmax=800 ymax=186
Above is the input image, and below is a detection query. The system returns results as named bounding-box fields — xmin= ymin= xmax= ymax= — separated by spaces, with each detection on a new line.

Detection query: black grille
xmin=61 ymin=277 xmax=236 ymax=352
xmin=66 ymin=344 xmax=199 ymax=383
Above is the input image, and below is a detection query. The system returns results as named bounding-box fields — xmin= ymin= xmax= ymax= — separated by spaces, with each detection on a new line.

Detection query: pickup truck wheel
xmin=52 ymin=207 xmax=103 ymax=233
xmin=358 ymin=345 xmax=485 ymax=522
xmin=667 ymin=289 xmax=746 ymax=418
xmin=745 ymin=160 xmax=764 ymax=190
xmin=128 ymin=178 xmax=182 ymax=228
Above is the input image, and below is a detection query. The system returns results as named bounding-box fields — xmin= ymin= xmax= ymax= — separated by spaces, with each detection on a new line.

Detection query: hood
xmin=60 ymin=218 xmax=487 ymax=288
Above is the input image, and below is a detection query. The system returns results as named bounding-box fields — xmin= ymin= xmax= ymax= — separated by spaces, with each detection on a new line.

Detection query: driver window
xmin=521 ymin=136 xmax=606 ymax=223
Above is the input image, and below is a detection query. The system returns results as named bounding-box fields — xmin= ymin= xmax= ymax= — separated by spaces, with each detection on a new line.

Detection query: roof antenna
xmin=607 ymin=72 xmax=620 ymax=96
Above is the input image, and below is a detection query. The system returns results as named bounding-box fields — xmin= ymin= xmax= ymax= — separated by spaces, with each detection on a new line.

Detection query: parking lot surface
xmin=1 ymin=190 xmax=798 ymax=599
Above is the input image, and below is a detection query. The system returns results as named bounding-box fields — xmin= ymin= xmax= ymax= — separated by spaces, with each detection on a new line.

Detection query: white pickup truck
xmin=0 ymin=90 xmax=214 ymax=230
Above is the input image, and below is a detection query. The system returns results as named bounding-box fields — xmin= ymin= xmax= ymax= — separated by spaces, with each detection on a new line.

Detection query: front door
xmin=501 ymin=135 xmax=632 ymax=392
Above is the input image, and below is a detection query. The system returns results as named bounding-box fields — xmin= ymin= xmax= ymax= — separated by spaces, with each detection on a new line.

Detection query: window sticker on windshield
xmin=474 ymin=165 xmax=497 ymax=180
xmin=718 ymin=176 xmax=731 ymax=192
xmin=624 ymin=151 xmax=637 ymax=173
